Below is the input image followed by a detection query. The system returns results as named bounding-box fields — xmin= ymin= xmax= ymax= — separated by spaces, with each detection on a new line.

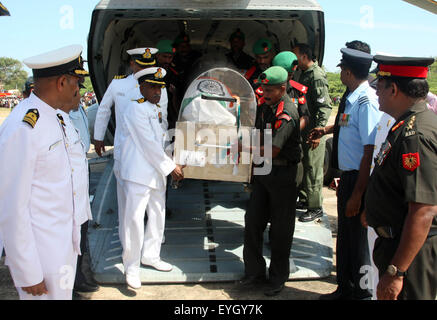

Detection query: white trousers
xmin=121 ymin=180 xmax=166 ymax=276
xmin=367 ymin=226 xmax=379 ymax=300
xmin=113 ymin=160 xmax=127 ymax=248
xmin=16 ymin=259 xmax=77 ymax=300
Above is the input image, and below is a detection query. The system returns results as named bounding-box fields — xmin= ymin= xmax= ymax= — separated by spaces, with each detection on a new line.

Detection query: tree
xmin=0 ymin=57 xmax=28 ymax=91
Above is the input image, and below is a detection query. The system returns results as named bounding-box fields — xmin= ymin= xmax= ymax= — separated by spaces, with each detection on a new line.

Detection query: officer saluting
xmin=118 ymin=67 xmax=184 ymax=289
xmin=364 ymin=55 xmax=437 ymax=300
xmin=239 ymin=66 xmax=301 ymax=297
xmin=0 ymin=45 xmax=88 ymax=300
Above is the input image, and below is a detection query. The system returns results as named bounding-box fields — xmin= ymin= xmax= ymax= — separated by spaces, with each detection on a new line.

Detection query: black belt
xmin=375 ymin=226 xmax=437 ymax=239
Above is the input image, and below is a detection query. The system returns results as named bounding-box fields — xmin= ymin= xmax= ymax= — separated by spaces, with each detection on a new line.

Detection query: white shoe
xmin=126 ymin=274 xmax=141 ymax=289
xmin=141 ymin=258 xmax=173 ymax=272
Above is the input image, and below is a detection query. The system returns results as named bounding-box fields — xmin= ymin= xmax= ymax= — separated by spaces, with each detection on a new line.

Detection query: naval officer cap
xmin=258 ymin=66 xmax=288 ymax=86
xmin=127 ymin=47 xmax=158 ymax=66
xmin=337 ymin=47 xmax=373 ymax=70
xmin=134 ymin=67 xmax=166 ymax=86
xmin=23 ymin=44 xmax=89 ymax=78
xmin=272 ymin=51 xmax=298 ymax=73
xmin=374 ymin=55 xmax=435 ymax=79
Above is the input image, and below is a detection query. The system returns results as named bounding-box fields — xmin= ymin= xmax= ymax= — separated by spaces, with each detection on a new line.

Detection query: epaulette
xmin=114 ymin=75 xmax=128 ymax=80
xmin=275 ymin=101 xmax=285 ymax=117
xmin=358 ymin=95 xmax=370 ymax=106
xmin=22 ymin=109 xmax=39 ymax=128
xmin=289 ymin=80 xmax=308 ymax=94
xmin=134 ymin=98 xmax=146 ymax=104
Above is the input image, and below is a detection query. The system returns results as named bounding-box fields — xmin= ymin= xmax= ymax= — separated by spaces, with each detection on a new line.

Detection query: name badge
xmin=338 ymin=113 xmax=350 ymax=127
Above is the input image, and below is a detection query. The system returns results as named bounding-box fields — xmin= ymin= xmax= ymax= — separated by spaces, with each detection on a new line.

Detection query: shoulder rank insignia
xmin=391 ymin=120 xmax=404 ymax=132
xmin=22 ymin=109 xmax=39 ymax=128
xmin=405 ymin=115 xmax=417 ymax=137
xmin=275 ymin=101 xmax=285 ymax=117
xmin=402 ymin=152 xmax=420 ymax=171
xmin=358 ymin=96 xmax=370 ymax=106
xmin=289 ymin=80 xmax=308 ymax=94
xmin=114 ymin=75 xmax=128 ymax=80
xmin=135 ymin=98 xmax=145 ymax=104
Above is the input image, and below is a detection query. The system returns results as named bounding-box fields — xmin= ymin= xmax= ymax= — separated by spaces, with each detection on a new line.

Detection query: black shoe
xmin=319 ymin=288 xmax=353 ymax=300
xmin=74 ymin=281 xmax=99 ymax=293
xmin=235 ymin=276 xmax=267 ymax=289
xmin=298 ymin=208 xmax=323 ymax=222
xmin=264 ymin=283 xmax=284 ymax=297
xmin=296 ymin=201 xmax=308 ymax=210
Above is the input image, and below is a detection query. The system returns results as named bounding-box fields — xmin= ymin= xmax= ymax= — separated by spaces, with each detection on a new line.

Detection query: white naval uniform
xmin=118 ymin=98 xmax=176 ymax=276
xmin=0 ymin=93 xmax=78 ymax=300
xmin=368 ymin=112 xmax=395 ymax=300
xmin=93 ymin=75 xmax=168 ymax=248
xmin=59 ymin=110 xmax=93 ymax=248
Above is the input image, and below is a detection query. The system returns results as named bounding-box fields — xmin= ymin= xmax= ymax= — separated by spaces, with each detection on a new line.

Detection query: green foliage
xmin=0 ymin=57 xmax=29 ymax=91
xmin=80 ymin=76 xmax=94 ymax=95
xmin=326 ymin=72 xmax=346 ymax=106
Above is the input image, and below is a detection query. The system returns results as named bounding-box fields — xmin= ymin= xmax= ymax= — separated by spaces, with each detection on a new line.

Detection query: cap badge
xmin=155 ymin=68 xmax=163 ymax=79
xmin=143 ymin=48 xmax=152 ymax=59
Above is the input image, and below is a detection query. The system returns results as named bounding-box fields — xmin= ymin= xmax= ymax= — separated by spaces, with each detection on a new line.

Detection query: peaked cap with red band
xmin=374 ymin=55 xmax=435 ymax=79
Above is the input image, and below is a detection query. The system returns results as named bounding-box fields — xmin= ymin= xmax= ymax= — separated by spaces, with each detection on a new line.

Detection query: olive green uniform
xmin=244 ymin=94 xmax=301 ymax=286
xmin=365 ymin=101 xmax=437 ymax=300
xmin=295 ymin=62 xmax=332 ymax=209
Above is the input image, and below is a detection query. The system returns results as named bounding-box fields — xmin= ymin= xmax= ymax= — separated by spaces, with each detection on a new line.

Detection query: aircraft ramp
xmin=88 ymin=159 xmax=333 ymax=284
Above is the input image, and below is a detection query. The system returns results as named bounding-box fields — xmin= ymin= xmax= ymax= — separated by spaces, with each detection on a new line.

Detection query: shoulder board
xmin=275 ymin=101 xmax=285 ymax=117
xmin=134 ymin=98 xmax=146 ymax=104
xmin=22 ymin=109 xmax=39 ymax=128
xmin=114 ymin=75 xmax=128 ymax=80
xmin=358 ymin=96 xmax=370 ymax=106
xmin=289 ymin=80 xmax=308 ymax=94
xmin=404 ymin=115 xmax=417 ymax=137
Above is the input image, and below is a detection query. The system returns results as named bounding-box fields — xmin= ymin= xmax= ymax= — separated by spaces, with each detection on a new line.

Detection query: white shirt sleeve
xmin=0 ymin=125 xmax=44 ymax=287
xmin=94 ymin=81 xmax=115 ymax=141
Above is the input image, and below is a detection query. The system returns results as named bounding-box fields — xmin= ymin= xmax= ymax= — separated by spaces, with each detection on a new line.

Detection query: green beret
xmin=173 ymin=33 xmax=190 ymax=47
xmin=258 ymin=66 xmax=288 ymax=85
xmin=229 ymin=29 xmax=245 ymax=42
xmin=156 ymin=39 xmax=175 ymax=54
xmin=272 ymin=51 xmax=298 ymax=73
xmin=253 ymin=38 xmax=272 ymax=55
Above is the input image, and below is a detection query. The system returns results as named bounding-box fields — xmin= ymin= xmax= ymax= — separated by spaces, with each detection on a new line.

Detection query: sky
xmin=0 ymin=0 xmax=436 ymax=75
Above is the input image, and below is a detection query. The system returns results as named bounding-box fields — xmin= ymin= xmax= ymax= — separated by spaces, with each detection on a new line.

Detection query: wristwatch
xmin=386 ymin=264 xmax=407 ymax=277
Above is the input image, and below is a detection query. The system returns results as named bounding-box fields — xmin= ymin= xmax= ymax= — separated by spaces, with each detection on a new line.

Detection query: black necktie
xmin=331 ymin=89 xmax=349 ymax=170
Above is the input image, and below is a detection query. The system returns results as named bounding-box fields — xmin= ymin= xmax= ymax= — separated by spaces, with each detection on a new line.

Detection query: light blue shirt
xmin=338 ymin=81 xmax=382 ymax=171
xmin=69 ymin=105 xmax=91 ymax=153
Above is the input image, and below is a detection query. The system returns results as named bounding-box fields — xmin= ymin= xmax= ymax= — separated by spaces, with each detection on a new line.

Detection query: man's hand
xmin=171 ymin=164 xmax=185 ymax=182
xmin=308 ymin=138 xmax=321 ymax=150
xmin=308 ymin=127 xmax=325 ymax=143
xmin=377 ymin=273 xmax=403 ymax=300
xmin=345 ymin=193 xmax=362 ymax=217
xmin=22 ymin=280 xmax=48 ymax=296
xmin=94 ymin=140 xmax=106 ymax=157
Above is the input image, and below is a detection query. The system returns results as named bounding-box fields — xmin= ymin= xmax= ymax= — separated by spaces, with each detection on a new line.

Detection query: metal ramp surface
xmin=88 ymin=159 xmax=333 ymax=284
